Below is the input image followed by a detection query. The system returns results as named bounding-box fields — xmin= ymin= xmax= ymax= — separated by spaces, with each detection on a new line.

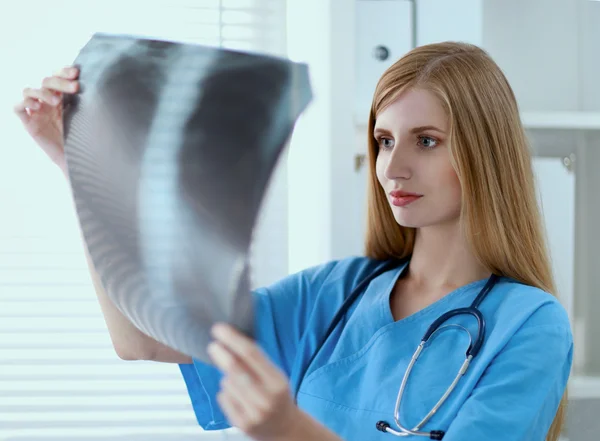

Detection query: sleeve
xmin=177 ymin=258 xmax=349 ymax=430
xmin=442 ymin=322 xmax=574 ymax=441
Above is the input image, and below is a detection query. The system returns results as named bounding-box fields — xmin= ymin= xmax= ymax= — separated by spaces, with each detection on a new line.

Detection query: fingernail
xmin=211 ymin=323 xmax=226 ymax=337
xmin=207 ymin=342 xmax=227 ymax=362
xmin=207 ymin=342 xmax=217 ymax=354
xmin=237 ymin=372 xmax=252 ymax=385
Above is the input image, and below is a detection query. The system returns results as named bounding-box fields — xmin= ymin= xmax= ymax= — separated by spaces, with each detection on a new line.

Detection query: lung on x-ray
xmin=62 ymin=32 xmax=313 ymax=363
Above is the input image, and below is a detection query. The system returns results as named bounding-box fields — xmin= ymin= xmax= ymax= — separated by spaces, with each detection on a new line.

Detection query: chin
xmin=393 ymin=217 xmax=426 ymax=228
xmin=391 ymin=211 xmax=426 ymax=228
xmin=389 ymin=203 xmax=458 ymax=229
xmin=391 ymin=208 xmax=461 ymax=229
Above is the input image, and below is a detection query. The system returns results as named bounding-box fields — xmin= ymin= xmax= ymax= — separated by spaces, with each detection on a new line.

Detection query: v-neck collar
xmin=374 ymin=260 xmax=491 ymax=328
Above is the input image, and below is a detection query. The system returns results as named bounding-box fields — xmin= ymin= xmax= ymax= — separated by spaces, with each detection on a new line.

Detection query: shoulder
xmin=257 ymin=255 xmax=388 ymax=298
xmin=486 ymin=278 xmax=573 ymax=353
xmin=251 ymin=255 xmax=393 ymax=328
xmin=249 ymin=256 xmax=393 ymax=374
xmin=470 ymin=279 xmax=573 ymax=401
xmin=495 ymin=278 xmax=571 ymax=328
xmin=304 ymin=255 xmax=391 ymax=290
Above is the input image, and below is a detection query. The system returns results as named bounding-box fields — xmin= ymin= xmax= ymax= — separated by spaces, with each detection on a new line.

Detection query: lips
xmin=389 ymin=190 xmax=422 ymax=198
xmin=389 ymin=190 xmax=422 ymax=207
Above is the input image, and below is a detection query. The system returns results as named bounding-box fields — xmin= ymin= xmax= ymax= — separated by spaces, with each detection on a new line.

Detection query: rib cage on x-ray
xmin=62 ymin=33 xmax=312 ymax=363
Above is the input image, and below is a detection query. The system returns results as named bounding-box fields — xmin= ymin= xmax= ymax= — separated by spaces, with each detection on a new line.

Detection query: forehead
xmin=374 ymin=88 xmax=448 ymax=131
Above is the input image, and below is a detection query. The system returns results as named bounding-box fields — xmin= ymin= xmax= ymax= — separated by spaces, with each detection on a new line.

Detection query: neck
xmin=407 ymin=222 xmax=491 ymax=290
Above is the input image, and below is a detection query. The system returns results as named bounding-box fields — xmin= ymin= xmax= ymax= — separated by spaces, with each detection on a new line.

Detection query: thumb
xmin=13 ymin=101 xmax=31 ymax=125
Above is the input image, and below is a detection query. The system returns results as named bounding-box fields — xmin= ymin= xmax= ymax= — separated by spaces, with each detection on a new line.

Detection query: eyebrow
xmin=373 ymin=125 xmax=447 ymax=136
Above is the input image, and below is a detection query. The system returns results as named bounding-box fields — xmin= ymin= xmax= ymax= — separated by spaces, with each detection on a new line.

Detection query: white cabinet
xmin=416 ymin=0 xmax=484 ymax=47
xmin=354 ymin=0 xmax=414 ymax=122
xmin=483 ymin=0 xmax=581 ymax=112
xmin=533 ymin=157 xmax=576 ymax=326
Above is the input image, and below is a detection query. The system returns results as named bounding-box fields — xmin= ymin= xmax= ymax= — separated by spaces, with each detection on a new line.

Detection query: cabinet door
xmin=355 ymin=0 xmax=413 ymax=123
xmin=533 ymin=157 xmax=575 ymax=322
xmin=353 ymin=146 xmax=370 ymax=256
xmin=416 ymin=0 xmax=484 ymax=46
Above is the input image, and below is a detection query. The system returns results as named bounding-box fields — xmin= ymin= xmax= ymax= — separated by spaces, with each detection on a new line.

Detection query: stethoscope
xmin=294 ymin=258 xmax=500 ymax=440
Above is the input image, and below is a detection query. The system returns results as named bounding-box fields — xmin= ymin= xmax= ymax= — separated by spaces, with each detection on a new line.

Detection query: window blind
xmin=1 ymin=0 xmax=288 ymax=439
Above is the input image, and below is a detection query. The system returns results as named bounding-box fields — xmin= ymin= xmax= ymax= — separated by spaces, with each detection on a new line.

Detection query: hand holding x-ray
xmin=61 ymin=33 xmax=313 ymax=364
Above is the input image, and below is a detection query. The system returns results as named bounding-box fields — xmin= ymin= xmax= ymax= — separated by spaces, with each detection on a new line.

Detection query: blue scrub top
xmin=179 ymin=256 xmax=573 ymax=440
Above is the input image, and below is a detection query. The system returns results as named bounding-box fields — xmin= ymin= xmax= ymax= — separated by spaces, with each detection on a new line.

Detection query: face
xmin=374 ymin=87 xmax=462 ymax=229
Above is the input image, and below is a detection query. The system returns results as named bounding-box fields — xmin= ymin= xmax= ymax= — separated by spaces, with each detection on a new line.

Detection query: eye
xmin=418 ymin=135 xmax=438 ymax=150
xmin=378 ymin=137 xmax=394 ymax=150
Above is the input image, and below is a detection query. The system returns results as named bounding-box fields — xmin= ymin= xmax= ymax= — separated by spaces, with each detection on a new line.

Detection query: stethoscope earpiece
xmin=376 ymin=420 xmax=390 ymax=432
xmin=430 ymin=431 xmax=445 ymax=440
xmin=375 ymin=420 xmax=445 ymax=439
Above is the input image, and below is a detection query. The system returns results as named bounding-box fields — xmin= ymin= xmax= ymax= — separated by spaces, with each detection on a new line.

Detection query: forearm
xmin=82 ymin=244 xmax=157 ymax=360
xmin=61 ymin=162 xmax=191 ymax=363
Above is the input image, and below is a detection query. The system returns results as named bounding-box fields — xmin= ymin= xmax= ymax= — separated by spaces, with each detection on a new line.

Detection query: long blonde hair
xmin=364 ymin=41 xmax=567 ymax=441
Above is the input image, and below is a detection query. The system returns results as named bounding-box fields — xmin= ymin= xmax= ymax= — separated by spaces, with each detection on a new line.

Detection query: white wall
xmin=581 ymin=0 xmax=600 ymax=112
xmin=286 ymin=0 xmax=361 ymax=273
xmin=483 ymin=0 xmax=581 ymax=112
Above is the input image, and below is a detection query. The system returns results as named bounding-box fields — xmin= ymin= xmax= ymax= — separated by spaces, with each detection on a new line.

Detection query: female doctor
xmin=15 ymin=41 xmax=572 ymax=441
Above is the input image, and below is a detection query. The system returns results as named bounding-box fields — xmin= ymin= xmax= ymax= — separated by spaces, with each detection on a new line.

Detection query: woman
xmin=14 ymin=41 xmax=572 ymax=441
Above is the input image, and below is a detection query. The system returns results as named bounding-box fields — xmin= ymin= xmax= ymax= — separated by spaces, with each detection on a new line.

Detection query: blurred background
xmin=0 ymin=0 xmax=598 ymax=440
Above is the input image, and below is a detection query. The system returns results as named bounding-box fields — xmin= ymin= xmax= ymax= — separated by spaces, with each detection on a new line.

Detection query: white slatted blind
xmin=1 ymin=0 xmax=288 ymax=439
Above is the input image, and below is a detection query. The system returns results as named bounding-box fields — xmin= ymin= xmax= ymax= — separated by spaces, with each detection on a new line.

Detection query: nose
xmin=383 ymin=144 xmax=411 ymax=181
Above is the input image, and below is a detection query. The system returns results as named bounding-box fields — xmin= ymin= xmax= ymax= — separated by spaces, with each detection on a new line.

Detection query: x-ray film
xmin=62 ymin=32 xmax=312 ymax=363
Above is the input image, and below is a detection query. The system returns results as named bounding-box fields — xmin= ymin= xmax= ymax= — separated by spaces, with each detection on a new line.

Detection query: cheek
xmin=441 ymin=165 xmax=462 ymax=205
xmin=375 ymin=154 xmax=387 ymax=185
xmin=425 ymin=148 xmax=461 ymax=195
xmin=422 ymin=152 xmax=461 ymax=204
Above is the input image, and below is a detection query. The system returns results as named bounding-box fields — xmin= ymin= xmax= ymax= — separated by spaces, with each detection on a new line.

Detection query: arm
xmin=442 ymin=323 xmax=573 ymax=441
xmin=83 ymin=242 xmax=192 ymax=363
xmin=62 ymin=165 xmax=192 ymax=364
xmin=15 ymin=68 xmax=190 ymax=365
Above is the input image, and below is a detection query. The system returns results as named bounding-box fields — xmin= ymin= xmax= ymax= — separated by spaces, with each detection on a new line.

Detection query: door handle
xmin=354 ymin=153 xmax=367 ymax=172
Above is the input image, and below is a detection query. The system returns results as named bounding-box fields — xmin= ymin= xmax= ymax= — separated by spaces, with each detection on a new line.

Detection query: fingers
xmin=212 ymin=347 xmax=283 ymax=434
xmin=18 ymin=66 xmax=79 ymax=108
xmin=217 ymin=389 xmax=253 ymax=430
xmin=22 ymin=98 xmax=41 ymax=111
xmin=13 ymin=98 xmax=41 ymax=123
xmin=208 ymin=328 xmax=297 ymax=438
xmin=14 ymin=97 xmax=36 ymax=113
xmin=13 ymin=66 xmax=79 ymax=125
xmin=211 ymin=346 xmax=258 ymax=430
xmin=13 ymin=101 xmax=30 ymax=123
xmin=221 ymin=375 xmax=269 ymax=418
xmin=22 ymin=87 xmax=61 ymax=106
xmin=209 ymin=342 xmax=270 ymax=407
xmin=210 ymin=323 xmax=282 ymax=387
xmin=41 ymin=75 xmax=79 ymax=94
xmin=208 ymin=340 xmax=259 ymax=383
xmin=53 ymin=66 xmax=79 ymax=79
